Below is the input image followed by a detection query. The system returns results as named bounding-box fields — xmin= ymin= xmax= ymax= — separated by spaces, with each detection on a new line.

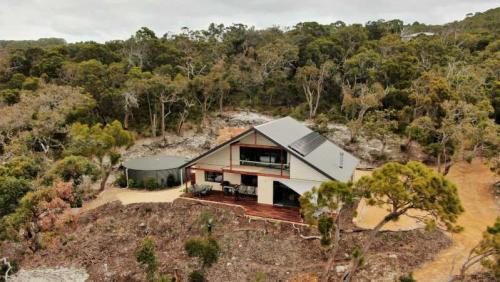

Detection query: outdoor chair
xmin=199 ymin=184 xmax=213 ymax=196
xmin=246 ymin=186 xmax=255 ymax=196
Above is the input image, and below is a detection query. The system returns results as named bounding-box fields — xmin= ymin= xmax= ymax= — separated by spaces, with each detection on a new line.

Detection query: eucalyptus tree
xmin=66 ymin=121 xmax=133 ymax=191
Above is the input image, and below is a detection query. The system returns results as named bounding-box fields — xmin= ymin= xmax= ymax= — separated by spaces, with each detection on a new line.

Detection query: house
xmin=182 ymin=116 xmax=359 ymax=209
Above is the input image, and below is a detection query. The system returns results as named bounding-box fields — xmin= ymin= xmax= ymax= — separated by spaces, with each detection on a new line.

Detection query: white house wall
xmin=289 ymin=155 xmax=330 ymax=182
xmin=257 ymin=176 xmax=274 ymax=205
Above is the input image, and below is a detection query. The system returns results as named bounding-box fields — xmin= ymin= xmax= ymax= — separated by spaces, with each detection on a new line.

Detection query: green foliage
xmin=134 ymin=237 xmax=158 ymax=282
xmin=1 ymin=89 xmax=20 ymax=105
xmin=0 ymin=176 xmax=31 ymax=217
xmin=188 ymin=270 xmax=205 ymax=282
xmin=318 ymin=216 xmax=334 ymax=246
xmin=356 ymin=161 xmax=464 ymax=232
xmin=115 ymin=173 xmax=128 ymax=188
xmin=1 ymin=187 xmax=56 ymax=240
xmin=8 ymin=73 xmax=26 ymax=89
xmin=143 ymin=178 xmax=160 ymax=190
xmin=48 ymin=155 xmax=101 ymax=185
xmin=300 ymin=181 xmax=353 ymax=247
xmin=3 ymin=156 xmax=43 ymax=180
xmin=398 ymin=273 xmax=416 ymax=282
xmin=185 ymin=237 xmax=220 ymax=268
xmin=67 ymin=120 xmax=134 ymax=161
xmin=474 ymin=217 xmax=500 ymax=279
xmin=22 ymin=77 xmax=40 ymax=91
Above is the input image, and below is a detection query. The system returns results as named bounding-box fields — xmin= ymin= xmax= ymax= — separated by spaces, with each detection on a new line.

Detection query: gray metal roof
xmin=276 ymin=179 xmax=322 ymax=195
xmin=255 ymin=117 xmax=359 ymax=182
xmin=123 ymin=155 xmax=189 ymax=171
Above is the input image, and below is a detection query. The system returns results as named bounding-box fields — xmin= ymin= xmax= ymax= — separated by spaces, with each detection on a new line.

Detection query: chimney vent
xmin=339 ymin=152 xmax=344 ymax=168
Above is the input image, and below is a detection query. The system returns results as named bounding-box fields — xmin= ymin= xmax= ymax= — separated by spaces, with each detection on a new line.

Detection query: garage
xmin=122 ymin=155 xmax=188 ymax=189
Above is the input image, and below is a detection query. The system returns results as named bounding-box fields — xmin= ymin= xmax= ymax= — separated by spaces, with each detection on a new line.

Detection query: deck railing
xmin=239 ymin=160 xmax=290 ymax=170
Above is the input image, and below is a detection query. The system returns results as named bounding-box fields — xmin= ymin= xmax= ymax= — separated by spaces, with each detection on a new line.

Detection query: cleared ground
xmin=19 ymin=199 xmax=450 ymax=281
xmin=82 ymin=186 xmax=184 ymax=211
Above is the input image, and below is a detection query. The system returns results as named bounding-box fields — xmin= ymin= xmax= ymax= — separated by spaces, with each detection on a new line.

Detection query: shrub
xmin=1 ymin=89 xmax=20 ymax=105
xmin=5 ymin=156 xmax=43 ymax=179
xmin=188 ymin=270 xmax=205 ymax=282
xmin=185 ymin=237 xmax=220 ymax=267
xmin=8 ymin=73 xmax=26 ymax=89
xmin=135 ymin=237 xmax=157 ymax=282
xmin=143 ymin=178 xmax=160 ymax=190
xmin=0 ymin=176 xmax=32 ymax=217
xmin=22 ymin=77 xmax=40 ymax=91
xmin=49 ymin=155 xmax=100 ymax=186
xmin=399 ymin=273 xmax=416 ymax=282
xmin=115 ymin=174 xmax=128 ymax=188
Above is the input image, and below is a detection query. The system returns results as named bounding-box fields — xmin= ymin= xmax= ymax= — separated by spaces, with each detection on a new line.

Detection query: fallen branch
xmin=292 ymin=224 xmax=321 ymax=240
xmin=1 ymin=257 xmax=12 ymax=281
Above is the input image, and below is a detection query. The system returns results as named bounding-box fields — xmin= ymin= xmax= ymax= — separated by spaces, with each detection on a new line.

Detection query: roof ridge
xmin=254 ymin=116 xmax=291 ymax=128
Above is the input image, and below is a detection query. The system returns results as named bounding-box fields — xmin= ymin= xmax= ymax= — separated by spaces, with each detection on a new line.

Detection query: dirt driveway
xmin=353 ymin=161 xmax=499 ymax=281
xmin=413 ymin=160 xmax=499 ymax=281
xmin=82 ymin=186 xmax=184 ymax=211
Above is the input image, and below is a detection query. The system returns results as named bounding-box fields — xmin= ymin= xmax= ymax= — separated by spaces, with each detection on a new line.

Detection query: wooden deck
xmin=182 ymin=191 xmax=303 ymax=223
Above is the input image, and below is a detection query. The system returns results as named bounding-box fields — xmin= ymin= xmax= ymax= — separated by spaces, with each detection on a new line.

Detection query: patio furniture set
xmin=221 ymin=181 xmax=257 ymax=201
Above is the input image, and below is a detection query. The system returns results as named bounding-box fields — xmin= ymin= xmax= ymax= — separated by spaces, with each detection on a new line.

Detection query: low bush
xmin=143 ymin=178 xmax=160 ymax=190
xmin=134 ymin=237 xmax=157 ymax=282
xmin=115 ymin=174 xmax=128 ymax=188
xmin=185 ymin=237 xmax=220 ymax=267
xmin=188 ymin=270 xmax=204 ymax=282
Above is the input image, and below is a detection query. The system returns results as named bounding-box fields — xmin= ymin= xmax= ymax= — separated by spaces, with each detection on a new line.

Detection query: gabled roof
xmin=254 ymin=117 xmax=359 ymax=182
xmin=182 ymin=116 xmax=359 ymax=182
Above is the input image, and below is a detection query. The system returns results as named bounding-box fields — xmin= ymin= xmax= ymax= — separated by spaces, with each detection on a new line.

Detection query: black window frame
xmin=241 ymin=174 xmax=258 ymax=187
xmin=204 ymin=171 xmax=223 ymax=183
xmin=239 ymin=147 xmax=287 ymax=168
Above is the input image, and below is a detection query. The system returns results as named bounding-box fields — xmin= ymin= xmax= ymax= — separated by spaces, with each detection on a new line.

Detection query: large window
xmin=204 ymin=171 xmax=223 ymax=183
xmin=240 ymin=147 xmax=287 ymax=169
xmin=241 ymin=174 xmax=257 ymax=187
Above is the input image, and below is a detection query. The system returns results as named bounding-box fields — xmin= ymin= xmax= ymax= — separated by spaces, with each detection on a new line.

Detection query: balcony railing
xmin=239 ymin=160 xmax=290 ymax=170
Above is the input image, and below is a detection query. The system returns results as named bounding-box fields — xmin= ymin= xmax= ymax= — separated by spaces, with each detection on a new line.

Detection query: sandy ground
xmin=82 ymin=186 xmax=184 ymax=211
xmin=353 ymin=169 xmax=427 ymax=231
xmin=413 ymin=160 xmax=499 ymax=281
xmin=353 ymin=160 xmax=499 ymax=281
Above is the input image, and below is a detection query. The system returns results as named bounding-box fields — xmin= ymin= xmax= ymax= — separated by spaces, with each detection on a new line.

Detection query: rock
xmin=138 ymin=222 xmax=146 ymax=228
xmin=227 ymin=262 xmax=232 ymax=266
xmin=388 ymin=254 xmax=398 ymax=259
xmin=336 ymin=265 xmax=347 ymax=273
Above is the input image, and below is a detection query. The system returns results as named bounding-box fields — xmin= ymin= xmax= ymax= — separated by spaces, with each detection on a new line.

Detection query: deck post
xmin=230 ymin=144 xmax=233 ymax=170
xmin=280 ymin=149 xmax=283 ymax=176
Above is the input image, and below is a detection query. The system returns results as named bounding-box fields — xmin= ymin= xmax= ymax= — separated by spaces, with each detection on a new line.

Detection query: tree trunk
xmin=100 ymin=169 xmax=111 ymax=192
xmin=219 ymin=93 xmax=224 ymax=116
xmin=161 ymin=102 xmax=166 ymax=140
xmin=343 ymin=213 xmax=396 ymax=282
xmin=151 ymin=113 xmax=157 ymax=137
xmin=321 ymin=214 xmax=342 ymax=282
xmin=124 ymin=110 xmax=130 ymax=129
